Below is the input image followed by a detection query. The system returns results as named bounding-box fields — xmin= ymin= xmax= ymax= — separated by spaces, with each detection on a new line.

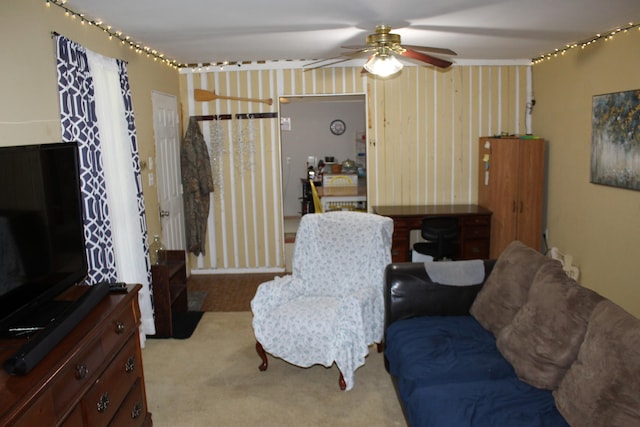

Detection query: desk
xmin=373 ymin=205 xmax=492 ymax=262
xmin=317 ymin=184 xmax=367 ymax=212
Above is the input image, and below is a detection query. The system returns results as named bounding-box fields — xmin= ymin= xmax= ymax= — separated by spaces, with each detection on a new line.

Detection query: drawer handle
xmin=75 ymin=363 xmax=89 ymax=380
xmin=125 ymin=356 xmax=136 ymax=373
xmin=114 ymin=320 xmax=126 ymax=334
xmin=97 ymin=392 xmax=110 ymax=413
xmin=131 ymin=402 xmax=143 ymax=419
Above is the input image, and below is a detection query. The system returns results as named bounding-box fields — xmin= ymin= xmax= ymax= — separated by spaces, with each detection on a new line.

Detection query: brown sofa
xmin=384 ymin=240 xmax=640 ymax=426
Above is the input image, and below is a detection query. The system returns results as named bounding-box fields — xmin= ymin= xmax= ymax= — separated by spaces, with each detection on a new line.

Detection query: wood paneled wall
xmin=179 ymin=63 xmax=529 ymax=272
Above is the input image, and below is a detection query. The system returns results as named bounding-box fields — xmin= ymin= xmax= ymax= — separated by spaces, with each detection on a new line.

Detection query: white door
xmin=151 ymin=91 xmax=185 ymax=250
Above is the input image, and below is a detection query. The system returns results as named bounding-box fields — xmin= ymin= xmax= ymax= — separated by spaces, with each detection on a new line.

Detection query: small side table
xmin=151 ymin=249 xmax=188 ymax=337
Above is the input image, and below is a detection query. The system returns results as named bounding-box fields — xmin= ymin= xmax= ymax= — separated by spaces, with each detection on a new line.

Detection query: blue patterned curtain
xmin=55 ymin=35 xmax=117 ymax=284
xmin=117 ymin=60 xmax=153 ymax=288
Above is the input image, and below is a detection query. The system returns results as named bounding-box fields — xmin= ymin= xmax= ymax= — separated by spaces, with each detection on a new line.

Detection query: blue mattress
xmin=385 ymin=316 xmax=567 ymax=427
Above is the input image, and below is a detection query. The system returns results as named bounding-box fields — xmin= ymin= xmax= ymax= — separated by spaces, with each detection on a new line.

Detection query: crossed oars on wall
xmin=194 ymin=89 xmax=273 ymax=106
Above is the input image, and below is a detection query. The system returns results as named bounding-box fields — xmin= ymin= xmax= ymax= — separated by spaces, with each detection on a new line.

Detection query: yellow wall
xmin=180 ymin=64 xmax=529 ymax=271
xmin=0 ymin=0 xmax=179 ymax=239
xmin=533 ymin=28 xmax=640 ymax=317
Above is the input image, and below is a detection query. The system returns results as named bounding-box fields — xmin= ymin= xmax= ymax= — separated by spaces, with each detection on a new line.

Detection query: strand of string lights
xmin=44 ymin=0 xmax=183 ymax=69
xmin=532 ymin=22 xmax=639 ymax=64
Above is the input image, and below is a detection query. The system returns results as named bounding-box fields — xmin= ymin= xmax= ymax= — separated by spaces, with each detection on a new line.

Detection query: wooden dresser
xmin=0 ymin=285 xmax=152 ymax=426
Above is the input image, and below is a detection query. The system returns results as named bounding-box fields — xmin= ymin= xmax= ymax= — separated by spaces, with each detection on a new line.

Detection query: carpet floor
xmin=142 ymin=312 xmax=405 ymax=427
xmin=187 ymin=273 xmax=278 ymax=312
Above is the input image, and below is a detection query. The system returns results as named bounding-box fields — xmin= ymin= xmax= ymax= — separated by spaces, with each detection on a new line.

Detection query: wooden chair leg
xmin=256 ymin=341 xmax=347 ymax=390
xmin=255 ymin=341 xmax=268 ymax=371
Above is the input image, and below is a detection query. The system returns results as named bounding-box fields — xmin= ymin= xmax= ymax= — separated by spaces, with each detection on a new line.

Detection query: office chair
xmin=413 ymin=216 xmax=460 ymax=261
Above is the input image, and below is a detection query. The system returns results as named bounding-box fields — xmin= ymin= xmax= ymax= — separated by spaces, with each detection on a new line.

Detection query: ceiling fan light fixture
xmin=364 ymin=53 xmax=403 ymax=77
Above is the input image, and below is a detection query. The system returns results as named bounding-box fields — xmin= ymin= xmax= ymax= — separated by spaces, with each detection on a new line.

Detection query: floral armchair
xmin=250 ymin=211 xmax=393 ymax=390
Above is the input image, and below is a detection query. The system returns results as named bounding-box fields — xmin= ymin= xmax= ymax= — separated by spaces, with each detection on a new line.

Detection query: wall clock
xmin=330 ymin=119 xmax=346 ymax=135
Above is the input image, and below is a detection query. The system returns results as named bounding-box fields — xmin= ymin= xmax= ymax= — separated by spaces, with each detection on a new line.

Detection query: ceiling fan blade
xmin=401 ymin=45 xmax=457 ymax=56
xmin=400 ymin=48 xmax=452 ymax=69
xmin=303 ymin=57 xmax=353 ymax=71
xmin=303 ymin=49 xmax=370 ymax=70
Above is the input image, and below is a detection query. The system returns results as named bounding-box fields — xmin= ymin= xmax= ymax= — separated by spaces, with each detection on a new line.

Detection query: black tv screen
xmin=0 ymin=142 xmax=88 ymax=333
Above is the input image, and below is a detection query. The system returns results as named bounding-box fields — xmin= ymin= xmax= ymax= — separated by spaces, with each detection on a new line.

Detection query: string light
xmin=532 ymin=22 xmax=639 ymax=65
xmin=45 ymin=0 xmax=183 ymax=69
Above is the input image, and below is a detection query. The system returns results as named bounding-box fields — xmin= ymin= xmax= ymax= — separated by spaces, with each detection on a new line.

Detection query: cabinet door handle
xmin=512 ymin=200 xmax=516 ymax=212
xmin=114 ymin=320 xmax=126 ymax=334
xmin=97 ymin=392 xmax=110 ymax=413
xmin=75 ymin=363 xmax=89 ymax=380
xmin=125 ymin=356 xmax=136 ymax=373
xmin=131 ymin=402 xmax=143 ymax=419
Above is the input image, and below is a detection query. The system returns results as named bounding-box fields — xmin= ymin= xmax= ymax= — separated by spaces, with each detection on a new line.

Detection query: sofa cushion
xmin=405 ymin=377 xmax=569 ymax=427
xmin=385 ymin=316 xmax=515 ymax=404
xmin=470 ymin=240 xmax=551 ymax=335
xmin=496 ymin=261 xmax=604 ymax=389
xmin=553 ymin=300 xmax=640 ymax=426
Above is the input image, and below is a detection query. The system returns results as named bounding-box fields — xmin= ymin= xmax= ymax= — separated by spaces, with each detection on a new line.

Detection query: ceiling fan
xmin=304 ymin=25 xmax=457 ymax=77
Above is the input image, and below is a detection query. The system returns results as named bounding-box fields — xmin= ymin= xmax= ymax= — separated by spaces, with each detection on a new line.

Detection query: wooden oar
xmin=194 ymin=89 xmax=273 ymax=106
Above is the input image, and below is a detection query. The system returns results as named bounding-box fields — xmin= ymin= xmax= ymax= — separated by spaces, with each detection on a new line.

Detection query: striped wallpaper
xmin=179 ymin=62 xmax=530 ymax=272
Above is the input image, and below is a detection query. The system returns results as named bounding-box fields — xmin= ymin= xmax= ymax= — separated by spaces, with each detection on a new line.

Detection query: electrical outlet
xmin=286 ymin=156 xmax=292 ymax=165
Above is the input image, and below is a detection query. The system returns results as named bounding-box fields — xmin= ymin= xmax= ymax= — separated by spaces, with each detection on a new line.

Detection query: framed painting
xmin=590 ymin=89 xmax=640 ymax=191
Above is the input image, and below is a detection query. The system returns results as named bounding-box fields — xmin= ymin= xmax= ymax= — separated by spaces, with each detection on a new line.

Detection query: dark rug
xmin=188 ymin=290 xmax=207 ymax=311
xmin=148 ymin=311 xmax=204 ymax=340
xmin=171 ymin=311 xmax=204 ymax=339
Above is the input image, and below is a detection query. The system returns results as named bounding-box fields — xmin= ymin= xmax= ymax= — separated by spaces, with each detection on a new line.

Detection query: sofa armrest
xmin=384 ymin=260 xmax=496 ymax=331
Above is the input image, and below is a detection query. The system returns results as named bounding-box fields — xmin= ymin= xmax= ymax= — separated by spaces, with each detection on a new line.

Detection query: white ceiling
xmin=63 ymin=0 xmax=640 ymax=67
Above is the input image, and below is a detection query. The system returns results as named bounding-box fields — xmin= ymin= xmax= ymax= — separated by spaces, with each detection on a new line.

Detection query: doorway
xmin=279 ymin=94 xmax=366 ymax=271
xmin=279 ymin=94 xmax=366 ymax=217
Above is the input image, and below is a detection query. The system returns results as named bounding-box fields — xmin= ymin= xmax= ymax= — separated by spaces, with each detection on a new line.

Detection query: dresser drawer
xmin=12 ymin=389 xmax=56 ymax=427
xmin=461 ymin=239 xmax=490 ymax=260
xmin=82 ymin=337 xmax=142 ymax=427
xmin=109 ymin=378 xmax=148 ymax=427
xmin=464 ymin=225 xmax=490 ymax=239
xmin=462 ymin=215 xmax=491 ymax=226
xmin=50 ymin=333 xmax=106 ymax=415
xmin=100 ymin=300 xmax=139 ymax=362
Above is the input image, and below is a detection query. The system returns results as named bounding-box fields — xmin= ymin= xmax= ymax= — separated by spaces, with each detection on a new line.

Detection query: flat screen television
xmin=0 ymin=142 xmax=88 ymax=336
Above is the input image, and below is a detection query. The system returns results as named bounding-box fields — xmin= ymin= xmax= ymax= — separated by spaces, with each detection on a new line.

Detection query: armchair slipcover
xmin=251 ymin=211 xmax=393 ymax=390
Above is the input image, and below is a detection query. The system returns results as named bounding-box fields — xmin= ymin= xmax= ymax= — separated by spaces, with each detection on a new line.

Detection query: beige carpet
xmin=142 ymin=312 xmax=406 ymax=427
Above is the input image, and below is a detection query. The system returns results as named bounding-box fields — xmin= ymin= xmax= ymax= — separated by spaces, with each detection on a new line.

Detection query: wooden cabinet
xmin=0 ymin=285 xmax=152 ymax=426
xmin=151 ymin=250 xmax=188 ymax=338
xmin=478 ymin=137 xmax=545 ymax=257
